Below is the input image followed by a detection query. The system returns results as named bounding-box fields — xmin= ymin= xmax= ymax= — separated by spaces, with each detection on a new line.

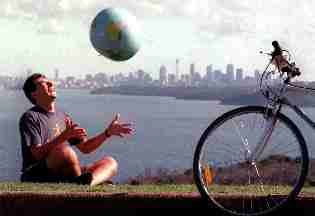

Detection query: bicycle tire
xmin=193 ymin=106 xmax=309 ymax=216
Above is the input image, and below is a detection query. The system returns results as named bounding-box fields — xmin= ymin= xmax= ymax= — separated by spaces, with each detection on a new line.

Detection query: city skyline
xmin=23 ymin=61 xmax=260 ymax=82
xmin=2 ymin=1 xmax=315 ymax=81
xmin=2 ymin=59 xmax=313 ymax=91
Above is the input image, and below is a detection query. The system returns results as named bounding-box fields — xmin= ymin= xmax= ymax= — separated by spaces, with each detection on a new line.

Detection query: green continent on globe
xmin=106 ymin=21 xmax=124 ymax=41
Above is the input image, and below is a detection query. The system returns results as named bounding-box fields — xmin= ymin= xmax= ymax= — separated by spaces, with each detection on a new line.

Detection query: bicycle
xmin=193 ymin=41 xmax=313 ymax=216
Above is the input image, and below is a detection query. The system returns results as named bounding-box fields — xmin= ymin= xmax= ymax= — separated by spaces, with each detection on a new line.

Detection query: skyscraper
xmin=236 ymin=68 xmax=243 ymax=81
xmin=159 ymin=65 xmax=167 ymax=86
xmin=176 ymin=59 xmax=179 ymax=82
xmin=226 ymin=64 xmax=234 ymax=82
xmin=54 ymin=68 xmax=59 ymax=82
xmin=206 ymin=64 xmax=213 ymax=82
xmin=190 ymin=63 xmax=195 ymax=76
xmin=190 ymin=63 xmax=196 ymax=86
xmin=214 ymin=69 xmax=223 ymax=83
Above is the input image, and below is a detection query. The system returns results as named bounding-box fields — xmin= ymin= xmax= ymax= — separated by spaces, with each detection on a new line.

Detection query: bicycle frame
xmin=250 ymin=67 xmax=315 ymax=162
xmin=282 ymin=91 xmax=315 ymax=129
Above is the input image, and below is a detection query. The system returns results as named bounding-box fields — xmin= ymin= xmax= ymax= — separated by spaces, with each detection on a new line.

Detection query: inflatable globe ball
xmin=90 ymin=8 xmax=140 ymax=61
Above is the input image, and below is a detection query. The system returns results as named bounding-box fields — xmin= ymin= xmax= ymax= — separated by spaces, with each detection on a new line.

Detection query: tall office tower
xmin=168 ymin=73 xmax=176 ymax=86
xmin=183 ymin=74 xmax=190 ymax=86
xmin=159 ymin=65 xmax=168 ymax=86
xmin=236 ymin=68 xmax=244 ymax=81
xmin=128 ymin=72 xmax=134 ymax=81
xmin=176 ymin=59 xmax=179 ymax=81
xmin=214 ymin=69 xmax=223 ymax=83
xmin=190 ymin=63 xmax=195 ymax=77
xmin=54 ymin=68 xmax=59 ymax=82
xmin=226 ymin=64 xmax=234 ymax=82
xmin=206 ymin=64 xmax=213 ymax=82
xmin=190 ymin=63 xmax=196 ymax=86
xmin=137 ymin=69 xmax=145 ymax=81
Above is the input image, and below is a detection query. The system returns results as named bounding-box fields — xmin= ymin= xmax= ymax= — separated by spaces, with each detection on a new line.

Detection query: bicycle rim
xmin=193 ymin=106 xmax=308 ymax=216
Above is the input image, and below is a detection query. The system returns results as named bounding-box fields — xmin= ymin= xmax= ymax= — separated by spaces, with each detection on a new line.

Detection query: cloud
xmin=0 ymin=0 xmax=228 ymax=20
xmin=2 ymin=0 xmax=314 ymax=48
xmin=1 ymin=1 xmax=36 ymax=19
xmin=37 ymin=19 xmax=65 ymax=34
xmin=2 ymin=0 xmax=315 ymax=79
xmin=137 ymin=1 xmax=164 ymax=14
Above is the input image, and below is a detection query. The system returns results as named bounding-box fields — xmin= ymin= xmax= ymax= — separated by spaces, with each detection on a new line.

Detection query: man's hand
xmin=105 ymin=113 xmax=133 ymax=138
xmin=62 ymin=119 xmax=87 ymax=141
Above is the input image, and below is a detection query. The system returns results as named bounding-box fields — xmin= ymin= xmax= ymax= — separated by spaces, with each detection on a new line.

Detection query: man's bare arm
xmin=30 ymin=133 xmax=68 ymax=160
xmin=76 ymin=114 xmax=133 ymax=154
xmin=76 ymin=131 xmax=110 ymax=154
xmin=31 ymin=124 xmax=87 ymax=160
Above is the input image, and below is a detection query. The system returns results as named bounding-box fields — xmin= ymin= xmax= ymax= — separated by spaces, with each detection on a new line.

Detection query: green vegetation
xmin=302 ymin=186 xmax=315 ymax=194
xmin=0 ymin=181 xmax=315 ymax=195
xmin=0 ymin=181 xmax=197 ymax=193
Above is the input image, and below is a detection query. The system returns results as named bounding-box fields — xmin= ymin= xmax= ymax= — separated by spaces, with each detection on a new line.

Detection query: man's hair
xmin=23 ymin=73 xmax=45 ymax=105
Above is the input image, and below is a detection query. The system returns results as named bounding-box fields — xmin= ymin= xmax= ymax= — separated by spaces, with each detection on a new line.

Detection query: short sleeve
xmin=19 ymin=113 xmax=42 ymax=147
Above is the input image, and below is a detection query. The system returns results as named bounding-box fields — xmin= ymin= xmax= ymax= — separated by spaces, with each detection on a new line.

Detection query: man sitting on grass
xmin=19 ymin=73 xmax=133 ymax=185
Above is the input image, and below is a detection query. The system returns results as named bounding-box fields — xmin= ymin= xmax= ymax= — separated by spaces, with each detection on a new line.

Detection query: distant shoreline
xmin=90 ymin=85 xmax=253 ymax=101
xmin=90 ymin=85 xmax=315 ymax=107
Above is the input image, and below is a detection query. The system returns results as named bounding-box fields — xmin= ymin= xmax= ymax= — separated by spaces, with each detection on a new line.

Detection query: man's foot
xmin=74 ymin=172 xmax=93 ymax=185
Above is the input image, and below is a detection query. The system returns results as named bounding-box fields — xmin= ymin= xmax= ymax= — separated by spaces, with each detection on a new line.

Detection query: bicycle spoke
xmin=266 ymin=140 xmax=299 ymax=156
xmin=232 ymin=119 xmax=252 ymax=155
xmin=212 ymin=134 xmax=244 ymax=157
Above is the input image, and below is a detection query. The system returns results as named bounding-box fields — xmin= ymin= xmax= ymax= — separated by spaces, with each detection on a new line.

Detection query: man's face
xmin=31 ymin=77 xmax=56 ymax=104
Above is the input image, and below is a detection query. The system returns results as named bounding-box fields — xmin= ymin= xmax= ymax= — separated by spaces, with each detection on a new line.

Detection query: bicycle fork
xmin=249 ymin=107 xmax=279 ymax=164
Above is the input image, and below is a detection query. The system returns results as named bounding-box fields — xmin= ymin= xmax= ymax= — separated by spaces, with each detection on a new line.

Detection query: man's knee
xmin=102 ymin=156 xmax=118 ymax=174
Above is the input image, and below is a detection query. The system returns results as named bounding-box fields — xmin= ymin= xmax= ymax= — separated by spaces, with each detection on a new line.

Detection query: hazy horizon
xmin=2 ymin=1 xmax=315 ymax=81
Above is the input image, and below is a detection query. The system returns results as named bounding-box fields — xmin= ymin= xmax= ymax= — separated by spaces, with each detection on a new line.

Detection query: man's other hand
xmin=105 ymin=113 xmax=134 ymax=138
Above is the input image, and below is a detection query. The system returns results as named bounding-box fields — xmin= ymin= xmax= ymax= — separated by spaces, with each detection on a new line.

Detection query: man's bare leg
xmin=46 ymin=144 xmax=82 ymax=177
xmin=46 ymin=145 xmax=117 ymax=185
xmin=84 ymin=156 xmax=118 ymax=186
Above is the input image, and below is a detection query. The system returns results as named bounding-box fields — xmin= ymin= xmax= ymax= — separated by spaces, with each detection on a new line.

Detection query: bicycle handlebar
xmin=271 ymin=41 xmax=282 ymax=57
xmin=270 ymin=41 xmax=301 ymax=77
xmin=259 ymin=41 xmax=301 ymax=102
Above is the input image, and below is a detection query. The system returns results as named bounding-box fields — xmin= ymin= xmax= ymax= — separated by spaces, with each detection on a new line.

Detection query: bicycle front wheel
xmin=193 ymin=106 xmax=309 ymax=216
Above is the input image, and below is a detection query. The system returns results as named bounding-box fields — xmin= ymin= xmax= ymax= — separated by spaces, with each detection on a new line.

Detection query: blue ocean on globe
xmin=90 ymin=8 xmax=140 ymax=61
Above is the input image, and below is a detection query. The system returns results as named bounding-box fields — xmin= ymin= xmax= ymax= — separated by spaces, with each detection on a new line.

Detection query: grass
xmin=205 ymin=185 xmax=315 ymax=195
xmin=0 ymin=181 xmax=198 ymax=193
xmin=1 ymin=181 xmax=315 ymax=195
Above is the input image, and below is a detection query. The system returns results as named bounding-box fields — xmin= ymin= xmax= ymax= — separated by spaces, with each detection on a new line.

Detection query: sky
xmin=2 ymin=0 xmax=315 ymax=80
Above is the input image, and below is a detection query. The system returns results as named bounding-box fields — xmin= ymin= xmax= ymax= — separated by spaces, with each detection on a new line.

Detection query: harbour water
xmin=1 ymin=89 xmax=315 ymax=182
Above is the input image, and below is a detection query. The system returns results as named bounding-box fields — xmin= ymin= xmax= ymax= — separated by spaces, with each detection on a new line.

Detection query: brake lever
xmin=259 ymin=51 xmax=272 ymax=56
